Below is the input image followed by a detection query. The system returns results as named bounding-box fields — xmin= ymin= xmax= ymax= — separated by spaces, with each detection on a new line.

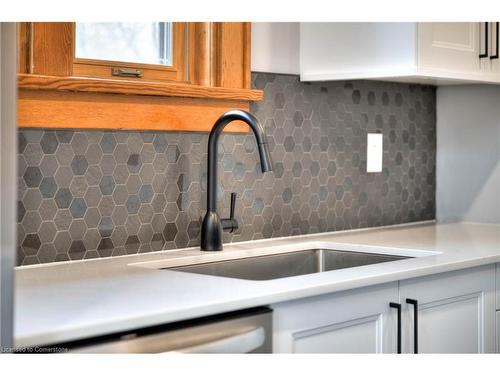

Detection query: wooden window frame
xmin=17 ymin=22 xmax=263 ymax=133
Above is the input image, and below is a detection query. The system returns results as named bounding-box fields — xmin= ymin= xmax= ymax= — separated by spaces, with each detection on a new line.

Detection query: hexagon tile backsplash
xmin=17 ymin=73 xmax=436 ymax=265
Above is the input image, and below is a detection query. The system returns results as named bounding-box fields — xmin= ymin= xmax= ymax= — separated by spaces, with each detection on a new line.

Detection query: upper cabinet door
xmin=399 ymin=265 xmax=496 ymax=353
xmin=418 ymin=23 xmax=483 ymax=75
xmin=300 ymin=22 xmax=500 ymax=84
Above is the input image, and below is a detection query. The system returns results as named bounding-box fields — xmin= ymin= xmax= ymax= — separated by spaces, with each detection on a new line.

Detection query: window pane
xmin=75 ymin=22 xmax=173 ymax=66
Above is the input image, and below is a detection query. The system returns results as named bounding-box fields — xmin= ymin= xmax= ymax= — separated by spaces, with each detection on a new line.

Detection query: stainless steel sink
xmin=167 ymin=249 xmax=411 ymax=281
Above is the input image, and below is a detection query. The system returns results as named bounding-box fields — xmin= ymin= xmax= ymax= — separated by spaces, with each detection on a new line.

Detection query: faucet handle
xmin=229 ymin=192 xmax=237 ymax=219
xmin=221 ymin=192 xmax=238 ymax=233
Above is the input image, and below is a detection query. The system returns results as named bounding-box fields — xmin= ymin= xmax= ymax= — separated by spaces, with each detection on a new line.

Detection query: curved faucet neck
xmin=206 ymin=110 xmax=269 ymax=213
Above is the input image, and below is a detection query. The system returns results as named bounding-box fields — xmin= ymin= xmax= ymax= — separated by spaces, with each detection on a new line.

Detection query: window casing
xmin=17 ymin=22 xmax=262 ymax=133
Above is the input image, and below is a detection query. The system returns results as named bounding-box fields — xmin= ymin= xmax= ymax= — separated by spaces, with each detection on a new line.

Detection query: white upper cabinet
xmin=300 ymin=22 xmax=500 ymax=85
xmin=418 ymin=23 xmax=482 ymax=75
xmin=300 ymin=23 xmax=417 ymax=81
xmin=251 ymin=23 xmax=300 ymax=75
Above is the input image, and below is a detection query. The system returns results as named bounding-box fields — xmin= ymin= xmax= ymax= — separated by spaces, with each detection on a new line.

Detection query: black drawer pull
xmin=479 ymin=22 xmax=489 ymax=58
xmin=491 ymin=22 xmax=499 ymax=60
xmin=406 ymin=298 xmax=418 ymax=354
xmin=389 ymin=302 xmax=401 ymax=354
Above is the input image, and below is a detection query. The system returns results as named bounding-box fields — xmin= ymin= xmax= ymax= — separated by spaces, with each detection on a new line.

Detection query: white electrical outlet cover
xmin=367 ymin=133 xmax=383 ymax=173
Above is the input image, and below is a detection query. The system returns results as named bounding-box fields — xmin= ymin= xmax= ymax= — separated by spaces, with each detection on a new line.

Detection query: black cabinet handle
xmin=479 ymin=22 xmax=489 ymax=58
xmin=491 ymin=22 xmax=499 ymax=60
xmin=406 ymin=298 xmax=418 ymax=353
xmin=389 ymin=302 xmax=401 ymax=354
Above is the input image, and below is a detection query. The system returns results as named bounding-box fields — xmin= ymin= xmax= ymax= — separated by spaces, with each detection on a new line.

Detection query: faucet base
xmin=200 ymin=211 xmax=223 ymax=251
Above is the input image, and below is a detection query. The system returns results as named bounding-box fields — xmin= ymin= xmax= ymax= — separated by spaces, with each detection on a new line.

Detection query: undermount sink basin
xmin=167 ymin=249 xmax=412 ymax=281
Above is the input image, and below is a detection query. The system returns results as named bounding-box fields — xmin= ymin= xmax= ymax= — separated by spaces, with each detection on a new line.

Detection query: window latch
xmin=111 ymin=68 xmax=143 ymax=78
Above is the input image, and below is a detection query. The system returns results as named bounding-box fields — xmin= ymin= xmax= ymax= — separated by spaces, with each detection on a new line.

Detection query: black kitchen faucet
xmin=200 ymin=110 xmax=273 ymax=251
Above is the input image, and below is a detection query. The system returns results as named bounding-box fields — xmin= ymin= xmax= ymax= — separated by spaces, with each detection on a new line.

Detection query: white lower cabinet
xmin=400 ymin=265 xmax=496 ymax=353
xmin=272 ymin=265 xmax=496 ymax=353
xmin=272 ymin=282 xmax=399 ymax=353
xmin=497 ymin=312 xmax=500 ymax=353
xmin=496 ymin=263 xmax=500 ymax=353
xmin=496 ymin=263 xmax=500 ymax=310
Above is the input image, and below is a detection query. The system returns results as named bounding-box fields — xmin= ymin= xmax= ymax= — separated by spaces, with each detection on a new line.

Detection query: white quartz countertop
xmin=14 ymin=221 xmax=500 ymax=347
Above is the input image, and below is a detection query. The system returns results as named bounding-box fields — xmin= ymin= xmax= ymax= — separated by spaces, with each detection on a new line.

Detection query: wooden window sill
xmin=17 ymin=74 xmax=263 ymax=101
xmin=17 ymin=74 xmax=263 ymax=133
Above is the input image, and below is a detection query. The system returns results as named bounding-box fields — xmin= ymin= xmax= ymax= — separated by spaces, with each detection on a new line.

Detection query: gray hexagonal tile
xmin=38 ymin=222 xmax=57 ymax=243
xmin=100 ymin=133 xmax=117 ymax=154
xmin=139 ymin=185 xmax=154 ymax=203
xmin=23 ymin=189 xmax=43 ymax=210
xmin=55 ymin=130 xmax=74 ymax=144
xmin=39 ymin=177 xmax=57 ymax=198
xmin=23 ymin=166 xmax=43 ymax=188
xmin=99 ymin=175 xmax=116 ymax=196
xmin=71 ymin=133 xmax=89 ymax=155
xmin=69 ymin=197 xmax=87 ymax=219
xmin=70 ymin=155 xmax=88 ymax=176
xmin=126 ymin=195 xmax=141 ymax=214
xmin=21 ymin=211 xmax=42 ymax=233
xmin=55 ymin=187 xmax=73 ymax=209
xmin=54 ymin=231 xmax=71 ymax=253
xmin=54 ymin=209 xmax=72 ymax=231
xmin=40 ymin=132 xmax=59 ymax=154
xmin=39 ymin=155 xmax=58 ymax=176
xmin=98 ymin=216 xmax=113 ymax=238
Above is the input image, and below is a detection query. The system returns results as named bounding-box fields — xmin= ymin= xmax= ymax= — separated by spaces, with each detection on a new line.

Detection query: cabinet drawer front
xmin=400 ymin=265 xmax=496 ymax=353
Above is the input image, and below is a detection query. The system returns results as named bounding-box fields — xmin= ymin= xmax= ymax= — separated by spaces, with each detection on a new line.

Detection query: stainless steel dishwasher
xmin=64 ymin=307 xmax=272 ymax=353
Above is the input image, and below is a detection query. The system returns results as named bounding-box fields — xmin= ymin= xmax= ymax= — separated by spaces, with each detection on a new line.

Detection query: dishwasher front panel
xmin=65 ymin=307 xmax=272 ymax=353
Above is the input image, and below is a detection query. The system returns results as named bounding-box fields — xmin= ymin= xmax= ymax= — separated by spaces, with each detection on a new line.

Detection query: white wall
xmin=436 ymin=85 xmax=500 ymax=224
xmin=0 ymin=22 xmax=17 ymax=350
xmin=251 ymin=22 xmax=300 ymax=75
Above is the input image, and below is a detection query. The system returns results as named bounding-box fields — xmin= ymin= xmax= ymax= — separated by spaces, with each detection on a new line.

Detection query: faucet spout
xmin=201 ymin=110 xmax=273 ymax=251
xmin=257 ymin=139 xmax=273 ymax=173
